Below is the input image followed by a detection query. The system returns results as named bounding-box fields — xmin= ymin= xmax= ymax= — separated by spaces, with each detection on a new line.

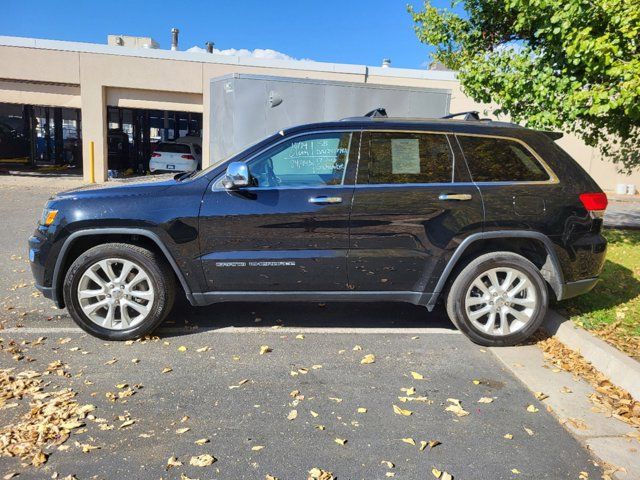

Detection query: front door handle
xmin=438 ymin=193 xmax=472 ymax=201
xmin=309 ymin=196 xmax=342 ymax=204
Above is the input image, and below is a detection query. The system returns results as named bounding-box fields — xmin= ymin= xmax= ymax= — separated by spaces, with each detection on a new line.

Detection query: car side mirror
xmin=222 ymin=162 xmax=250 ymax=189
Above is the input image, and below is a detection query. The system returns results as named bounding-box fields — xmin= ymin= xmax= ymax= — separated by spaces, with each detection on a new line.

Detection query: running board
xmin=190 ymin=291 xmax=438 ymax=308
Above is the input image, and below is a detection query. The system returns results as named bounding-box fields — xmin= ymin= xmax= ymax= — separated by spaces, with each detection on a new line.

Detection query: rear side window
xmin=156 ymin=143 xmax=191 ymax=154
xmin=358 ymin=132 xmax=453 ymax=184
xmin=457 ymin=135 xmax=549 ymax=182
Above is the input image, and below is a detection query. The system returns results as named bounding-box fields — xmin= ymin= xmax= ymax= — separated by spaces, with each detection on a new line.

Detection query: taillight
xmin=151 ymin=152 xmax=161 ymax=157
xmin=579 ymin=192 xmax=608 ymax=217
xmin=181 ymin=154 xmax=195 ymax=160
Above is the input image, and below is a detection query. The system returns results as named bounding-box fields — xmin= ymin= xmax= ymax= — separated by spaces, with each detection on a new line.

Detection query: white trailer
xmin=209 ymin=73 xmax=451 ymax=164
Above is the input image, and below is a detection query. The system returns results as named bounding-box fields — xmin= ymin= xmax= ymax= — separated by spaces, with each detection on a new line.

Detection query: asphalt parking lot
xmin=1 ymin=175 xmax=603 ymax=479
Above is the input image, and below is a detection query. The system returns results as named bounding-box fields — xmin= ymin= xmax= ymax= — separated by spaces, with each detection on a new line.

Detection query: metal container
xmin=209 ymin=73 xmax=452 ymax=164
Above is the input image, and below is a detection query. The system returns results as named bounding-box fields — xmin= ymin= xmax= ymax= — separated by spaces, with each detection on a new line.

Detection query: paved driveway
xmin=1 ymin=176 xmax=601 ymax=479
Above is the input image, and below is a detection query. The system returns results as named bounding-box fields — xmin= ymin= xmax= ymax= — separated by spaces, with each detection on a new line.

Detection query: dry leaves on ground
xmin=308 ymin=467 xmax=335 ymax=480
xmin=444 ymin=398 xmax=469 ymax=417
xmin=589 ymin=321 xmax=640 ymax=361
xmin=0 ymin=367 xmax=96 ymax=467
xmin=189 ymin=454 xmax=216 ymax=467
xmin=537 ymin=336 xmax=640 ymax=429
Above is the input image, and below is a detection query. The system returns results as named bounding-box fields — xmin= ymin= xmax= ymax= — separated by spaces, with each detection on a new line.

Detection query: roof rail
xmin=441 ymin=111 xmax=482 ymax=121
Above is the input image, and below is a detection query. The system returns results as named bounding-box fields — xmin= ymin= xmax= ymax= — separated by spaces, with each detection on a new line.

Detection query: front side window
xmin=358 ymin=132 xmax=454 ymax=185
xmin=248 ymin=132 xmax=353 ymax=187
xmin=457 ymin=135 xmax=550 ymax=182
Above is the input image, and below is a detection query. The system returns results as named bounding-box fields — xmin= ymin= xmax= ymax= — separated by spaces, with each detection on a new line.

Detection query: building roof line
xmin=0 ymin=35 xmax=459 ymax=82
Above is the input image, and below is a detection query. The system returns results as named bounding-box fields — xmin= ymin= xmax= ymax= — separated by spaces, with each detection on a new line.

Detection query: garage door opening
xmin=106 ymin=107 xmax=202 ymax=178
xmin=0 ymin=102 xmax=82 ymax=176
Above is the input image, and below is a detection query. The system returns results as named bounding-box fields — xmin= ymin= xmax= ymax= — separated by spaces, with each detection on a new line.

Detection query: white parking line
xmin=1 ymin=326 xmax=460 ymax=335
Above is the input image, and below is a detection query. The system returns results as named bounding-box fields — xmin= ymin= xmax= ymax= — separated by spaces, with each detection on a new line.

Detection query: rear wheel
xmin=446 ymin=252 xmax=548 ymax=346
xmin=63 ymin=243 xmax=175 ymax=340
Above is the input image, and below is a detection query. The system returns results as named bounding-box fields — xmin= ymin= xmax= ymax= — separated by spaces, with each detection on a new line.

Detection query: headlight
xmin=40 ymin=208 xmax=58 ymax=226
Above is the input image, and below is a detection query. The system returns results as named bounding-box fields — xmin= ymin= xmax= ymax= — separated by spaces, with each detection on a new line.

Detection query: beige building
xmin=0 ymin=34 xmax=637 ymax=190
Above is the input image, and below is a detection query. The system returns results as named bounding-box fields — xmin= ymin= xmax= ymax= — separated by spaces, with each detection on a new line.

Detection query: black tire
xmin=63 ymin=243 xmax=176 ymax=341
xmin=446 ymin=251 xmax=548 ymax=347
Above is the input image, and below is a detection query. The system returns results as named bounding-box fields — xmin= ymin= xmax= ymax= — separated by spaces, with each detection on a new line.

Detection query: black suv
xmin=28 ymin=113 xmax=608 ymax=346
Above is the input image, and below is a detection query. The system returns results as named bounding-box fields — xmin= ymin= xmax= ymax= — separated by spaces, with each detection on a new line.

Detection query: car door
xmin=198 ymin=130 xmax=359 ymax=292
xmin=347 ymin=129 xmax=484 ymax=294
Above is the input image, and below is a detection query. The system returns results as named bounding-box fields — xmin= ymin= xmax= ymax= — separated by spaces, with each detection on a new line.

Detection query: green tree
xmin=409 ymin=0 xmax=640 ymax=173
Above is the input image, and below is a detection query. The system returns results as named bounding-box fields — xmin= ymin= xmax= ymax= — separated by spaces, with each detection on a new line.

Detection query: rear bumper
xmin=559 ymin=277 xmax=599 ymax=300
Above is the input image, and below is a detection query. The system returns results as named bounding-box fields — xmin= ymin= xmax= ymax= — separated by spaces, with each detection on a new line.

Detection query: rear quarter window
xmin=457 ymin=135 xmax=550 ymax=182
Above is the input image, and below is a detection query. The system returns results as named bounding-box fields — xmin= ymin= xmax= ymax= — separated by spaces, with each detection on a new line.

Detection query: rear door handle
xmin=438 ymin=193 xmax=472 ymax=201
xmin=309 ymin=196 xmax=342 ymax=204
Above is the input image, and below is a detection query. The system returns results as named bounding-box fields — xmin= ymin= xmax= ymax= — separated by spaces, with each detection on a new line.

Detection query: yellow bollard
xmin=89 ymin=141 xmax=95 ymax=183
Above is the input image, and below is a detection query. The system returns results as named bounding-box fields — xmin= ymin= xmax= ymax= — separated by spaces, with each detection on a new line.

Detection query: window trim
xmin=454 ymin=132 xmax=559 ymax=185
xmin=356 ymin=130 xmax=457 ymax=187
xmin=212 ymin=129 xmax=359 ymax=191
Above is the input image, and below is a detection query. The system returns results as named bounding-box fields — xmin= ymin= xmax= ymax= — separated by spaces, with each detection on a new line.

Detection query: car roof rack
xmin=363 ymin=107 xmax=388 ymax=118
xmin=441 ymin=111 xmax=483 ymax=121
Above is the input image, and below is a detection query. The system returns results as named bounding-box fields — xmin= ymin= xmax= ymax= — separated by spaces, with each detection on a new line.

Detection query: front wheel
xmin=446 ymin=252 xmax=548 ymax=347
xmin=63 ymin=243 xmax=176 ymax=340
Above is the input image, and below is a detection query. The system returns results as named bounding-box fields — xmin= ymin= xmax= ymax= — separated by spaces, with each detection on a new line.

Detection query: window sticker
xmin=391 ymin=138 xmax=420 ymax=174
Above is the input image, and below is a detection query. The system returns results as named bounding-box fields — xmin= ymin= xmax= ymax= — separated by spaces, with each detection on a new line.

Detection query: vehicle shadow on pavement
xmin=159 ymin=298 xmax=455 ymax=336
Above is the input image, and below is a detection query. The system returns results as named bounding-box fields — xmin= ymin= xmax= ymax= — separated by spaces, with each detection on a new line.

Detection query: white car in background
xmin=149 ymin=141 xmax=202 ymax=173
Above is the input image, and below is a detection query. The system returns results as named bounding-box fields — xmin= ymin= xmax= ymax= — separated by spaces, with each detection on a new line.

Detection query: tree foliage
xmin=409 ymin=0 xmax=640 ymax=172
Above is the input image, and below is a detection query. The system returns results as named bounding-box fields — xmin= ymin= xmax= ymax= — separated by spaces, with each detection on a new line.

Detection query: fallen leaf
xmin=296 ymin=334 xmax=305 ymax=340
xmin=410 ymin=371 xmax=424 ymax=380
xmin=287 ymin=409 xmax=298 ymax=420
xmin=526 ymin=405 xmax=539 ymax=413
xmin=315 ymin=425 xmax=326 ymax=430
xmin=419 ymin=440 xmax=427 ymax=451
xmin=478 ymin=397 xmax=494 ymax=404
xmin=175 ymin=427 xmax=190 ymax=434
xmin=402 ymin=438 xmax=416 ymax=446
xmin=534 ymin=391 xmax=549 ymax=401
xmin=381 ymin=460 xmax=395 ymax=468
xmin=310 ymin=410 xmax=319 ymax=418
xmin=432 ymin=468 xmax=442 ymax=478
xmin=119 ymin=419 xmax=135 ymax=429
xmin=357 ymin=407 xmax=367 ymax=413
xmin=167 ymin=456 xmax=183 ymax=469
xmin=259 ymin=345 xmax=272 ymax=355
xmin=162 ymin=367 xmax=173 ymax=374
xmin=194 ymin=438 xmax=209 ymax=445
xmin=428 ymin=440 xmax=441 ymax=449
xmin=196 ymin=346 xmax=210 ymax=352
xmin=353 ymin=345 xmax=362 ymax=351
xmin=266 ymin=475 xmax=280 ymax=480
xmin=472 ymin=380 xmax=480 ymax=385
xmin=131 ymin=358 xmax=140 ymax=364
xmin=445 ymin=398 xmax=469 ymax=417
xmin=189 ymin=454 xmax=216 ymax=467
xmin=334 ymin=438 xmax=347 ymax=445
xmin=523 ymin=426 xmax=534 ymax=436
xmin=401 ymin=387 xmax=416 ymax=395
xmin=393 ymin=404 xmax=413 ymax=416
xmin=251 ymin=445 xmax=265 ymax=451
xmin=308 ymin=467 xmax=335 ymax=480
xmin=511 ymin=468 xmax=520 ymax=474
xmin=178 ymin=346 xmax=187 ymax=352
xmin=104 ymin=358 xmax=117 ymax=365
xmin=360 ymin=354 xmax=375 ymax=364
xmin=504 ymin=433 xmax=513 ymax=440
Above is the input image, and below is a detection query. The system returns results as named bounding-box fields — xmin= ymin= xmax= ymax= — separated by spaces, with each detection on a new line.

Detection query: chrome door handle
xmin=438 ymin=193 xmax=472 ymax=201
xmin=309 ymin=196 xmax=342 ymax=204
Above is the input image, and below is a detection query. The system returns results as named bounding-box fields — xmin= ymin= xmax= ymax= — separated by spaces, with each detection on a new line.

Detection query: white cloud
xmin=186 ymin=45 xmax=312 ymax=62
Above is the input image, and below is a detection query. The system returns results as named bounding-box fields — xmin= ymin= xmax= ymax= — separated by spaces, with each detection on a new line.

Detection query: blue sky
xmin=0 ymin=0 xmax=457 ymax=69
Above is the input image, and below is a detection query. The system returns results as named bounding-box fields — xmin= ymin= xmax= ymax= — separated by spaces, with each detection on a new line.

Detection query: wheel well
xmin=56 ymin=234 xmax=180 ymax=307
xmin=443 ymin=237 xmax=562 ymax=301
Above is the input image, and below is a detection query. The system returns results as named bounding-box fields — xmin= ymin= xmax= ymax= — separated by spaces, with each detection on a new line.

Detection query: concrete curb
xmin=543 ymin=310 xmax=640 ymax=400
